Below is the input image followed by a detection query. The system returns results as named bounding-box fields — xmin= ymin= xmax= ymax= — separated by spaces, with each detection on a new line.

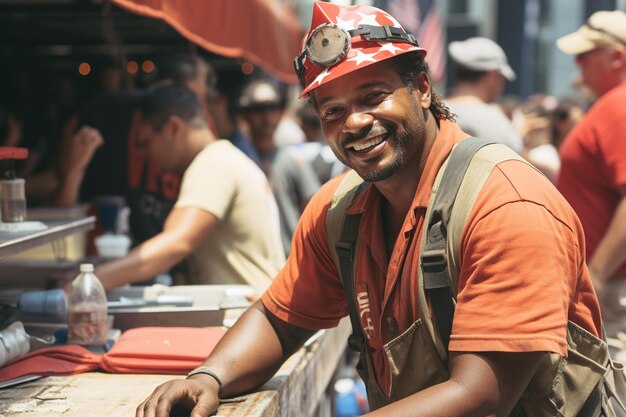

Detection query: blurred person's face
xmin=243 ymin=106 xmax=283 ymax=144
xmin=575 ymin=46 xmax=621 ymax=96
xmin=484 ymin=70 xmax=506 ymax=102
xmin=134 ymin=116 xmax=183 ymax=173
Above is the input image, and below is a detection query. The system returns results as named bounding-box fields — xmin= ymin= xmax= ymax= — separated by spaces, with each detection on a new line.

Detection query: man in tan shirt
xmin=94 ymin=83 xmax=285 ymax=292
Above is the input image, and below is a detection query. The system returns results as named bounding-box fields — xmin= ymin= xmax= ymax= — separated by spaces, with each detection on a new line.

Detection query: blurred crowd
xmin=0 ymin=52 xmax=348 ymax=291
xmin=0 ymin=53 xmax=588 ymax=201
xmin=0 ymin=13 xmax=621 ymax=296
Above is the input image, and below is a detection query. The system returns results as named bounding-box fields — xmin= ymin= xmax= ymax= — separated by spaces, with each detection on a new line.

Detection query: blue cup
xmin=95 ymin=196 xmax=125 ymax=233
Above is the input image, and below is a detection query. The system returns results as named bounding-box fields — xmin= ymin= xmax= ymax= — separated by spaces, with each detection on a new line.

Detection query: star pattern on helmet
xmin=335 ymin=15 xmax=356 ymax=31
xmin=301 ymin=3 xmax=425 ymax=97
xmin=377 ymin=42 xmax=403 ymax=55
xmin=347 ymin=50 xmax=378 ymax=66
xmin=385 ymin=14 xmax=403 ymax=28
xmin=355 ymin=11 xmax=381 ymax=27
xmin=310 ymin=67 xmax=332 ymax=88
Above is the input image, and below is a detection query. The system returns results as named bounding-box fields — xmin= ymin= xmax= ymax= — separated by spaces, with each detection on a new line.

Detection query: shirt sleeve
xmin=599 ymin=116 xmax=626 ymax=188
xmin=175 ymin=146 xmax=236 ymax=220
xmin=262 ymin=178 xmax=348 ymax=330
xmin=449 ymin=166 xmax=589 ymax=356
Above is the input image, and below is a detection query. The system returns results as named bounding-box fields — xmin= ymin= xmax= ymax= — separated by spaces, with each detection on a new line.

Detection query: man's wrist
xmin=186 ymin=366 xmax=224 ymax=398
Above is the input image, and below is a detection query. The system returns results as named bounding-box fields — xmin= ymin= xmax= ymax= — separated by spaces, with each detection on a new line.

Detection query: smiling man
xmin=136 ymin=4 xmax=605 ymax=417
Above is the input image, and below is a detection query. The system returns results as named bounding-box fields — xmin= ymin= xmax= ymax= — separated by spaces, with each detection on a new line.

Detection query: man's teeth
xmin=352 ymin=136 xmax=384 ymax=151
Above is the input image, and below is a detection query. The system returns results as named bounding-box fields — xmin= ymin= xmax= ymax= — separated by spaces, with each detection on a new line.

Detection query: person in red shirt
xmin=556 ymin=10 xmax=626 ymax=346
xmin=136 ymin=3 xmax=601 ymax=417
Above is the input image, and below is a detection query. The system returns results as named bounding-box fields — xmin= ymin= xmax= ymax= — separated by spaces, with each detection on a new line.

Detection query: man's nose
xmin=343 ymin=110 xmax=374 ymax=135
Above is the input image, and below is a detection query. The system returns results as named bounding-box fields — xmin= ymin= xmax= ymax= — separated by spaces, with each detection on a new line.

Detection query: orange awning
xmin=111 ymin=0 xmax=302 ymax=83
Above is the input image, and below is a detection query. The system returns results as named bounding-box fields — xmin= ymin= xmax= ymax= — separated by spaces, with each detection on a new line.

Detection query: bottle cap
xmin=79 ymin=263 xmax=94 ymax=273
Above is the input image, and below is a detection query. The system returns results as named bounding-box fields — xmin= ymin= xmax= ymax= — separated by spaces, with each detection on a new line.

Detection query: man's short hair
xmin=454 ymin=66 xmax=488 ymax=82
xmin=138 ymin=83 xmax=206 ymax=131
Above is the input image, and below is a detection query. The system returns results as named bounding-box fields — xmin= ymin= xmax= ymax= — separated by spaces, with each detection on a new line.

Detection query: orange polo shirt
xmin=262 ymin=119 xmax=601 ymax=396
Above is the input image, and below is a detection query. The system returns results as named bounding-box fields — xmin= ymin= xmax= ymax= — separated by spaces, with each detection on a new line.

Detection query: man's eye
xmin=365 ymin=92 xmax=385 ymax=102
xmin=322 ymin=107 xmax=343 ymax=120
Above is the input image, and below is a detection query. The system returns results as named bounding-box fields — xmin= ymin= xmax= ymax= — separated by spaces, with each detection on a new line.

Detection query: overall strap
xmin=326 ymin=171 xmax=368 ymax=351
xmin=338 ymin=213 xmax=365 ymax=351
xmin=419 ymin=138 xmax=530 ymax=360
xmin=421 ymin=137 xmax=494 ymax=351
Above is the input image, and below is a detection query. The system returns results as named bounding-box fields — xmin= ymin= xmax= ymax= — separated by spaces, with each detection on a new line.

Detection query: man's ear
xmin=165 ymin=115 xmax=186 ymax=141
xmin=414 ymin=71 xmax=432 ymax=110
xmin=610 ymin=46 xmax=626 ymax=71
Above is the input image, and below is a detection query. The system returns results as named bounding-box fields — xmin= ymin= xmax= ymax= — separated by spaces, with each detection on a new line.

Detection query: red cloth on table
xmin=0 ymin=327 xmax=227 ymax=383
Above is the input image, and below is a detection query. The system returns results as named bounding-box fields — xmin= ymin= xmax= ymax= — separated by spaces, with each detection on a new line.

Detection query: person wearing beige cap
xmin=556 ymin=10 xmax=626 ymax=357
xmin=445 ymin=37 xmax=523 ymax=151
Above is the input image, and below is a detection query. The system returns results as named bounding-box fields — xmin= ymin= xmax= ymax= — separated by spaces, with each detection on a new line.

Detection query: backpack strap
xmin=326 ymin=171 xmax=368 ymax=352
xmin=418 ymin=138 xmax=531 ymax=361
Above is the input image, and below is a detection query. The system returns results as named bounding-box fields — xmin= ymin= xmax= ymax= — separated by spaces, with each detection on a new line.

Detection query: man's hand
xmin=59 ymin=126 xmax=104 ymax=178
xmin=136 ymin=375 xmax=220 ymax=417
xmin=135 ymin=302 xmax=313 ymax=417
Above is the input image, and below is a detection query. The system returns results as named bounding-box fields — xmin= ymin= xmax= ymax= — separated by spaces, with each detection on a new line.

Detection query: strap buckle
xmin=336 ymin=241 xmax=354 ymax=261
xmin=349 ymin=24 xmax=418 ymax=45
xmin=421 ymin=249 xmax=447 ymax=274
xmin=347 ymin=334 xmax=364 ymax=352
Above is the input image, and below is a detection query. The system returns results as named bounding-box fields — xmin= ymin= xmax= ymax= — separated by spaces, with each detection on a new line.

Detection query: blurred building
xmin=443 ymin=0 xmax=624 ymax=98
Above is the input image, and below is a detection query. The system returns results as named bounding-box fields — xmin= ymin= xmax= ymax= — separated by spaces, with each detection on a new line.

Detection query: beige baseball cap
xmin=557 ymin=10 xmax=626 ymax=55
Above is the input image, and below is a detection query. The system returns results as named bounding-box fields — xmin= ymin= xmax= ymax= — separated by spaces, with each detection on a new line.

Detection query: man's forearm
xmin=96 ymin=233 xmax=191 ymax=289
xmin=364 ymin=351 xmax=542 ymax=417
xmin=589 ymin=196 xmax=626 ymax=283
xmin=196 ymin=301 xmax=315 ymax=397
xmin=53 ymin=169 xmax=84 ymax=207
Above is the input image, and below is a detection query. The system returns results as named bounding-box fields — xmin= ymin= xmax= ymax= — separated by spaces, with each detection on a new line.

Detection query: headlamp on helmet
xmin=294 ymin=23 xmax=419 ymax=87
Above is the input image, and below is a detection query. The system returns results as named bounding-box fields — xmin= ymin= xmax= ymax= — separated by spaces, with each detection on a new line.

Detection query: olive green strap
xmin=326 ymin=171 xmax=368 ymax=353
xmin=421 ymin=137 xmax=494 ymax=351
xmin=419 ymin=139 xmax=531 ymax=360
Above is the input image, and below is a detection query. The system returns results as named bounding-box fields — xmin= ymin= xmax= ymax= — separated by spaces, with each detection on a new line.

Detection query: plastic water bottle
xmin=67 ymin=264 xmax=108 ymax=346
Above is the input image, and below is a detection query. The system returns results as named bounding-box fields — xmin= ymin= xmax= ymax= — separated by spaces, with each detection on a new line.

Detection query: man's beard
xmin=346 ymin=121 xmax=419 ymax=183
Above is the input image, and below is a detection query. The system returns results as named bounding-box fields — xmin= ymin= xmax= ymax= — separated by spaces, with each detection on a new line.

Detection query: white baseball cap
xmin=448 ymin=37 xmax=516 ymax=81
xmin=557 ymin=10 xmax=626 ymax=56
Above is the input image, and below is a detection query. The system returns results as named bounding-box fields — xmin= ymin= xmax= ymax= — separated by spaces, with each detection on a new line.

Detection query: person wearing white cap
xmin=556 ymin=10 xmax=626 ymax=355
xmin=446 ymin=37 xmax=523 ymax=152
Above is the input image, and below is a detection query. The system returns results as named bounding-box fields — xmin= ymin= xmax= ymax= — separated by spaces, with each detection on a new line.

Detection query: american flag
xmin=384 ymin=0 xmax=445 ymax=82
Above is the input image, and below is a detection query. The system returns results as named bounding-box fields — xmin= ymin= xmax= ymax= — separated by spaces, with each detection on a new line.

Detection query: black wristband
xmin=186 ymin=366 xmax=224 ymax=398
